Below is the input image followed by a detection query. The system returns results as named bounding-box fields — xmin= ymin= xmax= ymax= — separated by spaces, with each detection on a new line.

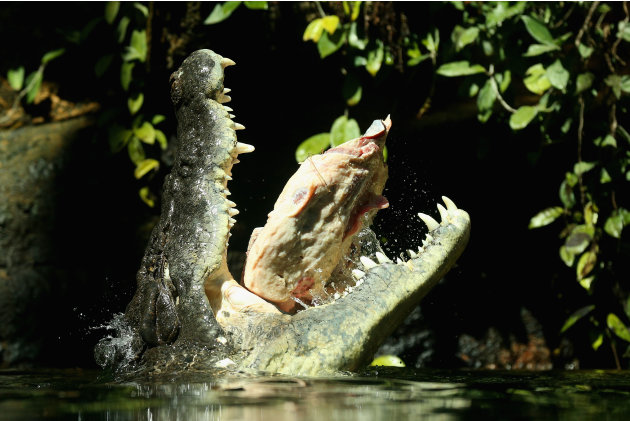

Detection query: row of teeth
xmin=218 ymin=57 xmax=255 ymax=233
xmin=350 ymin=196 xmax=459 ymax=281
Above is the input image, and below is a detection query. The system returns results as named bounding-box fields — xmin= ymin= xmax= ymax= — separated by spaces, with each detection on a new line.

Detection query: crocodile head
xmin=102 ymin=50 xmax=470 ymax=376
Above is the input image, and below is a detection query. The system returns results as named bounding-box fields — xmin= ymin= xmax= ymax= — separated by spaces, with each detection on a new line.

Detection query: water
xmin=1 ymin=368 xmax=630 ymax=420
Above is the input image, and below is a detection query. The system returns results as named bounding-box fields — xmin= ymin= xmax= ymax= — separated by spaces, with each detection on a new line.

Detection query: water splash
xmin=93 ymin=313 xmax=141 ymax=372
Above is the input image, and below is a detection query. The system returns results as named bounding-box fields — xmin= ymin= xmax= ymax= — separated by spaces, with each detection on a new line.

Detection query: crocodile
xmin=95 ymin=49 xmax=470 ymax=376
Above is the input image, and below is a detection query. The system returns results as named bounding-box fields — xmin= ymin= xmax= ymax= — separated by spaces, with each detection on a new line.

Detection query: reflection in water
xmin=2 ymin=369 xmax=630 ymax=420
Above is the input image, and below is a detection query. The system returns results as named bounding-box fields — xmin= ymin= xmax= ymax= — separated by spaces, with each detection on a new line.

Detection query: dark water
xmin=1 ymin=368 xmax=630 ymax=420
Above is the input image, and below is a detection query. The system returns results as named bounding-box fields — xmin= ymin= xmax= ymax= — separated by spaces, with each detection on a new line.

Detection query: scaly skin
xmin=99 ymin=49 xmax=470 ymax=376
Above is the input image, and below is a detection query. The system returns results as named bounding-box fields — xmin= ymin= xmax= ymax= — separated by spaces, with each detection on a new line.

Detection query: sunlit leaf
xmin=546 ymin=59 xmax=569 ymax=91
xmin=7 ymin=66 xmax=24 ymax=91
xmin=422 ymin=29 xmax=440 ymax=54
xmin=605 ymin=74 xmax=622 ymax=99
xmin=579 ymin=276 xmax=595 ymax=292
xmin=139 ymin=186 xmax=156 ymax=208
xmin=452 ymin=25 xmax=479 ymax=51
xmin=565 ymin=224 xmax=593 ymax=254
xmin=366 ymin=40 xmax=384 ymax=76
xmin=24 ymin=71 xmax=43 ymax=104
xmin=576 ymin=250 xmax=597 ymax=280
xmin=321 ymin=15 xmax=340 ymax=35
xmin=604 ymin=211 xmax=624 ymax=238
xmin=592 ymin=333 xmax=604 ymax=351
xmin=499 ymin=70 xmax=511 ymax=92
xmin=618 ymin=21 xmax=630 ymax=42
xmin=350 ymin=1 xmax=361 ymax=21
xmin=127 ymin=135 xmax=145 ymax=164
xmin=204 ymin=1 xmax=242 ymax=24
xmin=303 ymin=18 xmax=324 ymax=42
xmin=155 ymin=129 xmax=168 ymax=150
xmin=41 ymin=48 xmax=65 ymax=64
xmin=134 ymin=2 xmax=148 ymax=17
xmin=295 ymin=132 xmax=330 ymax=163
xmin=244 ymin=1 xmax=268 ymax=10
xmin=436 ymin=61 xmax=485 ymax=77
xmin=607 ymin=314 xmax=630 ymax=342
xmin=573 ymin=161 xmax=596 ymax=176
xmin=560 ymin=305 xmax=595 ymax=333
xmin=476 ymin=78 xmax=496 ymax=112
xmin=348 ymin=22 xmax=367 ymax=50
xmin=521 ymin=15 xmax=557 ymax=45
xmin=123 ymin=30 xmax=147 ymax=62
xmin=523 ymin=43 xmax=558 ymax=56
xmin=528 ymin=206 xmax=563 ymax=228
xmin=524 ymin=63 xmax=551 ymax=95
xmin=370 ymin=355 xmax=405 ymax=367
xmin=559 ymin=245 xmax=575 ymax=267
xmin=127 ymin=92 xmax=144 ymax=115
xmin=134 ymin=158 xmax=160 ymax=179
xmin=330 ymin=115 xmax=360 ymax=147
xmin=134 ymin=121 xmax=156 ymax=144
xmin=509 ymin=105 xmax=538 ymax=130
xmin=559 ymin=179 xmax=575 ymax=209
xmin=565 ymin=171 xmax=578 ymax=187
xmin=621 ymin=76 xmax=630 ymax=94
xmin=600 ymin=167 xmax=611 ymax=183
xmin=105 ymin=1 xmax=120 ymax=24
xmin=120 ymin=62 xmax=134 ymax=91
xmin=117 ymin=16 xmax=130 ymax=43
xmin=578 ymin=43 xmax=593 ymax=58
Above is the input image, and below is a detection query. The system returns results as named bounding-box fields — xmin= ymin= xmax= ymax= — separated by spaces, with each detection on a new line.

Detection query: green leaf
xmin=41 ymin=48 xmax=65 ymax=64
xmin=124 ymin=30 xmax=147 ymax=62
xmin=452 ymin=25 xmax=479 ymax=51
xmin=565 ymin=224 xmax=593 ymax=255
xmin=523 ymin=43 xmax=559 ymax=57
xmin=151 ymin=114 xmax=165 ymax=125
xmin=366 ymin=40 xmax=384 ymax=76
xmin=134 ymin=158 xmax=160 ymax=179
xmin=576 ymin=72 xmax=594 ymax=95
xmin=600 ymin=167 xmax=612 ymax=183
xmin=565 ymin=171 xmax=578 ymax=187
xmin=127 ymin=93 xmax=144 ymax=115
xmin=608 ymin=314 xmax=630 ymax=342
xmin=573 ymin=161 xmax=596 ymax=176
xmin=559 ymin=245 xmax=575 ymax=267
xmin=436 ymin=61 xmax=486 ymax=77
xmin=204 ymin=1 xmax=242 ymax=25
xmin=524 ymin=63 xmax=551 ymax=95
xmin=604 ymin=211 xmax=624 ymax=238
xmin=559 ymin=179 xmax=575 ymax=209
xmin=485 ymin=2 xmax=526 ymax=28
xmin=127 ymin=135 xmax=145 ymax=164
xmin=330 ymin=115 xmax=360 ymax=147
xmin=348 ymin=22 xmax=367 ymax=50
xmin=529 ymin=206 xmax=563 ymax=228
xmin=317 ymin=29 xmax=346 ymax=59
xmin=621 ymin=76 xmax=630 ymax=94
xmin=422 ymin=29 xmax=440 ymax=54
xmin=576 ymin=250 xmax=597 ymax=280
xmin=578 ymin=43 xmax=593 ymax=58
xmin=342 ymin=75 xmax=362 ymax=106
xmin=498 ymin=70 xmax=511 ymax=92
xmin=7 ymin=66 xmax=25 ymax=90
xmin=605 ymin=74 xmax=622 ymax=99
xmin=155 ymin=129 xmax=168 ymax=150
xmin=108 ymin=124 xmax=133 ymax=152
xmin=561 ymin=305 xmax=595 ymax=333
xmin=476 ymin=78 xmax=496 ymax=112
xmin=349 ymin=1 xmax=361 ymax=21
xmin=546 ymin=59 xmax=569 ymax=91
xmin=303 ymin=18 xmax=324 ymax=42
xmin=134 ymin=2 xmax=149 ymax=17
xmin=105 ymin=1 xmax=120 ymax=24
xmin=117 ymin=16 xmax=130 ymax=43
xmin=133 ymin=121 xmax=156 ymax=144
xmin=618 ymin=21 xmax=630 ymax=42
xmin=579 ymin=276 xmax=595 ymax=292
xmin=24 ymin=71 xmax=43 ymax=104
xmin=95 ymin=54 xmax=114 ymax=78
xmin=510 ymin=105 xmax=538 ymax=130
xmin=139 ymin=186 xmax=156 ymax=208
xmin=244 ymin=1 xmax=268 ymax=10
xmin=120 ymin=62 xmax=134 ymax=91
xmin=592 ymin=333 xmax=604 ymax=351
xmin=295 ymin=132 xmax=330 ymax=163
xmin=601 ymin=134 xmax=617 ymax=148
xmin=521 ymin=15 xmax=557 ymax=46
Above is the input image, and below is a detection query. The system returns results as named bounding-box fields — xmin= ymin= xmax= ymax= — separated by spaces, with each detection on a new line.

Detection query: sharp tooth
xmin=375 ymin=252 xmax=391 ymax=264
xmin=223 ymin=88 xmax=232 ymax=94
xmin=228 ymin=208 xmax=239 ymax=216
xmin=235 ymin=142 xmax=254 ymax=154
xmin=407 ymin=249 xmax=417 ymax=258
xmin=233 ymin=123 xmax=246 ymax=131
xmin=360 ymin=256 xmax=378 ymax=270
xmin=229 ymin=113 xmax=236 ymax=119
xmin=229 ymin=217 xmax=236 ymax=225
xmin=352 ymin=269 xmax=365 ymax=279
xmin=418 ymin=212 xmax=439 ymax=231
xmin=223 ymin=106 xmax=233 ymax=112
xmin=224 ymin=189 xmax=232 ymax=196
xmin=437 ymin=204 xmax=449 ymax=224
xmin=226 ymin=175 xmax=232 ymax=180
xmin=422 ymin=239 xmax=429 ymax=247
xmin=227 ymin=200 xmax=237 ymax=207
xmin=233 ymin=158 xmax=240 ymax=164
xmin=442 ymin=196 xmax=457 ymax=211
xmin=220 ymin=57 xmax=236 ymax=68
xmin=418 ymin=246 xmax=424 ymax=253
xmin=426 ymin=234 xmax=434 ymax=242
xmin=218 ymin=94 xmax=231 ymax=103
xmin=396 ymin=258 xmax=404 ymax=264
